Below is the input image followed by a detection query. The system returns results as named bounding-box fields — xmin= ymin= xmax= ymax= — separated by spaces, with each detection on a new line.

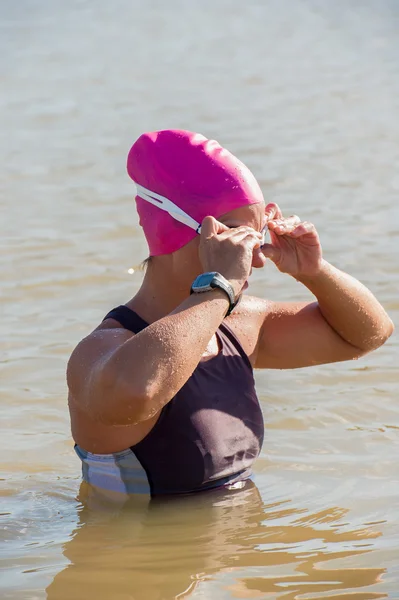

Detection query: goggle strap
xmin=135 ymin=183 xmax=202 ymax=234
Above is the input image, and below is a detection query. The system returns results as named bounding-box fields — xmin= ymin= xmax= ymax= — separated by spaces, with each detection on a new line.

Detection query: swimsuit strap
xmin=219 ymin=321 xmax=253 ymax=370
xmin=103 ymin=305 xmax=149 ymax=334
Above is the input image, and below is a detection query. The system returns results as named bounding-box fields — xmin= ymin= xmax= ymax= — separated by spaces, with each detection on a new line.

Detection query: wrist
xmin=294 ymin=259 xmax=330 ymax=286
xmin=190 ymin=272 xmax=239 ymax=316
xmin=188 ymin=286 xmax=231 ymax=315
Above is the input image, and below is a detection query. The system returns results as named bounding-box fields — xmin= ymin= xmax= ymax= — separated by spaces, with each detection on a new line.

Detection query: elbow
xmin=359 ymin=317 xmax=395 ymax=353
xmin=379 ymin=317 xmax=395 ymax=346
xmin=386 ymin=317 xmax=395 ymax=338
xmin=375 ymin=316 xmax=395 ymax=349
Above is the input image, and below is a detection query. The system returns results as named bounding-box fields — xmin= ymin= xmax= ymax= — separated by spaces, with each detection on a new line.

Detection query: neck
xmin=127 ymin=258 xmax=192 ymax=323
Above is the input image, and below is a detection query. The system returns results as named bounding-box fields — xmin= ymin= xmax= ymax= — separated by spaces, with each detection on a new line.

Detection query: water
xmin=1 ymin=0 xmax=398 ymax=598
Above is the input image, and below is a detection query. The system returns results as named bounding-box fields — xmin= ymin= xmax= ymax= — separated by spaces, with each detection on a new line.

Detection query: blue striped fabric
xmin=74 ymin=445 xmax=151 ymax=495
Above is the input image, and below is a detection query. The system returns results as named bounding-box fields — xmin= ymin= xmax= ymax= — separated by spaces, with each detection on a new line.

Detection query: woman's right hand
xmin=199 ymin=216 xmax=263 ymax=297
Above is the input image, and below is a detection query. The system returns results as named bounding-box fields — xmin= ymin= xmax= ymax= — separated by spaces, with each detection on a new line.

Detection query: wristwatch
xmin=190 ymin=272 xmax=238 ymax=316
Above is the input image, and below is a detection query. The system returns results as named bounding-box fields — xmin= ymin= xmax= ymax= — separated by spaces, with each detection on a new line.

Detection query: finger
xmin=289 ymin=221 xmax=318 ymax=238
xmin=225 ymin=226 xmax=263 ymax=240
xmin=261 ymin=242 xmax=282 ymax=263
xmin=226 ymin=229 xmax=263 ymax=247
xmin=245 ymin=231 xmax=264 ymax=250
xmin=216 ymin=225 xmax=262 ymax=243
xmin=264 ymin=203 xmax=283 ymax=223
xmin=268 ymin=215 xmax=301 ymax=229
xmin=268 ymin=215 xmax=303 ymax=235
xmin=201 ymin=216 xmax=229 ymax=238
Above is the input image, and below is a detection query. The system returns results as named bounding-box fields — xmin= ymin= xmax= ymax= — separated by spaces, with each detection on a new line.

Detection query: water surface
xmin=1 ymin=1 xmax=398 ymax=598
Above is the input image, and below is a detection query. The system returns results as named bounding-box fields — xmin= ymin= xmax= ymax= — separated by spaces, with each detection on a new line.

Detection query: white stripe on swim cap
xmin=134 ymin=183 xmax=202 ymax=234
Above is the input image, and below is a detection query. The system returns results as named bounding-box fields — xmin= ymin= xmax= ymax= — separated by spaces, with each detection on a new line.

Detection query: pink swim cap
xmin=127 ymin=130 xmax=264 ymax=256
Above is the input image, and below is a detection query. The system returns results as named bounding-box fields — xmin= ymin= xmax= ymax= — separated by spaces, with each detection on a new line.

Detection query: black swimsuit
xmin=74 ymin=305 xmax=264 ymax=496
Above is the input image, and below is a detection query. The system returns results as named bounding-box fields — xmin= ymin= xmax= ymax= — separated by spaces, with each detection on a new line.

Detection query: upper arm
xmin=67 ymin=327 xmax=135 ymax=420
xmin=255 ymin=300 xmax=367 ymax=369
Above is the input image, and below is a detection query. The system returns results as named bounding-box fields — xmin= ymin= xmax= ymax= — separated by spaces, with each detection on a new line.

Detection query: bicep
xmin=67 ymin=328 xmax=135 ymax=417
xmin=255 ymin=301 xmax=367 ymax=369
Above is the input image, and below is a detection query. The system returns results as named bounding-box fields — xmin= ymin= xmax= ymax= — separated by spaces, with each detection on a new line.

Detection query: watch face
xmin=192 ymin=271 xmax=218 ymax=291
xmin=196 ymin=272 xmax=216 ymax=287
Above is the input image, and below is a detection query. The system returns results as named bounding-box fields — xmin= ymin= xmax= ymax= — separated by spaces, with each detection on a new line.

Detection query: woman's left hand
xmin=261 ymin=203 xmax=323 ymax=277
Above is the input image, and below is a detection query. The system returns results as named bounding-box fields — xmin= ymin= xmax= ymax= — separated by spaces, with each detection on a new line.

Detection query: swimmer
xmin=67 ymin=130 xmax=394 ymax=496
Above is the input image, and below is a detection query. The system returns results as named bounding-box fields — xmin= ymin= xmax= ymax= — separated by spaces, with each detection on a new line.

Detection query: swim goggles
xmin=135 ymin=183 xmax=268 ymax=244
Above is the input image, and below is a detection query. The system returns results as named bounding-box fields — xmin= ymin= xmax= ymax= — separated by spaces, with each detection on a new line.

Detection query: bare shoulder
xmin=224 ymin=294 xmax=272 ymax=365
xmin=67 ymin=320 xmax=134 ymax=400
xmin=235 ymin=293 xmax=271 ymax=314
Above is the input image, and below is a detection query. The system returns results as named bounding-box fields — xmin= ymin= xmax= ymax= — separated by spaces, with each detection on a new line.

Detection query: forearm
xmin=296 ymin=259 xmax=394 ymax=351
xmin=106 ymin=290 xmax=229 ymax=421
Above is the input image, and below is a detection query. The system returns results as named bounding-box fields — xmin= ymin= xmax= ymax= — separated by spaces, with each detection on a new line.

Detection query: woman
xmin=67 ymin=129 xmax=393 ymax=497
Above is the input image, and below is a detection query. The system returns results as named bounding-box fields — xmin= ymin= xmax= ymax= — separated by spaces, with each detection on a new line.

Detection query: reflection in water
xmin=46 ymin=482 xmax=386 ymax=600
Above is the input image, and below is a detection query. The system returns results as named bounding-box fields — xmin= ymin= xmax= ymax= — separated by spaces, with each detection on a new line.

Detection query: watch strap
xmin=190 ymin=272 xmax=238 ymax=316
